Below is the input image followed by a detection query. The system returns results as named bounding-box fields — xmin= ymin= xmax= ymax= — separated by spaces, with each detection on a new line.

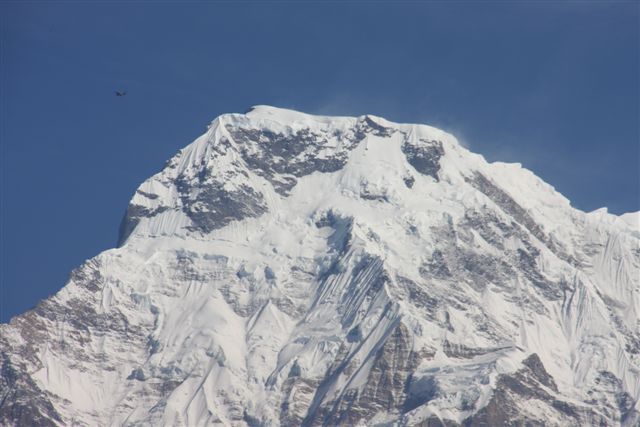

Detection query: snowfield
xmin=1 ymin=106 xmax=638 ymax=426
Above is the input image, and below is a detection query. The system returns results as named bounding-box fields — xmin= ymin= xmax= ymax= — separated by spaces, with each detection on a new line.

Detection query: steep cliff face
xmin=1 ymin=106 xmax=638 ymax=426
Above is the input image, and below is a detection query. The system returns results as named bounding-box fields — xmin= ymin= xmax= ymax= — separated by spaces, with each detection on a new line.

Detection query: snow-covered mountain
xmin=1 ymin=106 xmax=638 ymax=426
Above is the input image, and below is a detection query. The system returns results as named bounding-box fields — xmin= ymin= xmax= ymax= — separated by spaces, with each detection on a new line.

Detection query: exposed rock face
xmin=1 ymin=106 xmax=638 ymax=426
xmin=401 ymin=138 xmax=445 ymax=181
xmin=0 ymin=354 xmax=61 ymax=427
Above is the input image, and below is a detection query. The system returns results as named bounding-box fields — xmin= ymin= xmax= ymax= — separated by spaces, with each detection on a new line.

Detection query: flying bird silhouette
xmin=115 ymin=91 xmax=127 ymax=97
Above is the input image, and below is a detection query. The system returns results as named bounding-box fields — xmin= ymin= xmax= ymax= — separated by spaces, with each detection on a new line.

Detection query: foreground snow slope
xmin=1 ymin=106 xmax=639 ymax=426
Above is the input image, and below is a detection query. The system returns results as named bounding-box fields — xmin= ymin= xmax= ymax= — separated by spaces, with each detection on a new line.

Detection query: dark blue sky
xmin=1 ymin=2 xmax=638 ymax=322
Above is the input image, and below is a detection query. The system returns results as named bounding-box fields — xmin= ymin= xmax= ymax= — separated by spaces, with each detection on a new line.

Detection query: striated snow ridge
xmin=1 ymin=106 xmax=639 ymax=426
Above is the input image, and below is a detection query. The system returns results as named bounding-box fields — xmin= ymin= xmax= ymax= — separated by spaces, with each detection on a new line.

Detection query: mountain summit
xmin=2 ymin=106 xmax=638 ymax=426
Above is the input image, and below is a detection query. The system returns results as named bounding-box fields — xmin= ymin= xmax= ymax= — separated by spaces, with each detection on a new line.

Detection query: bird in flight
xmin=115 ymin=91 xmax=127 ymax=97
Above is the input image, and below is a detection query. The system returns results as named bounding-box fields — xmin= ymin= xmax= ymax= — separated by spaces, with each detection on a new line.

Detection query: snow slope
xmin=1 ymin=106 xmax=638 ymax=426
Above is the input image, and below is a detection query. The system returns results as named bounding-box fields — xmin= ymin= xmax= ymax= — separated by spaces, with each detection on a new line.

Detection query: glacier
xmin=1 ymin=106 xmax=638 ymax=426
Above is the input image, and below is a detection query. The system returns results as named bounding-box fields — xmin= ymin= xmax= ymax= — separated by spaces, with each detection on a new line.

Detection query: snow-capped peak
xmin=1 ymin=107 xmax=638 ymax=426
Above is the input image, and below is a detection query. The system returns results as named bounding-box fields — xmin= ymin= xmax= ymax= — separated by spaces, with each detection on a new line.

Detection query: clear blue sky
xmin=1 ymin=2 xmax=638 ymax=322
